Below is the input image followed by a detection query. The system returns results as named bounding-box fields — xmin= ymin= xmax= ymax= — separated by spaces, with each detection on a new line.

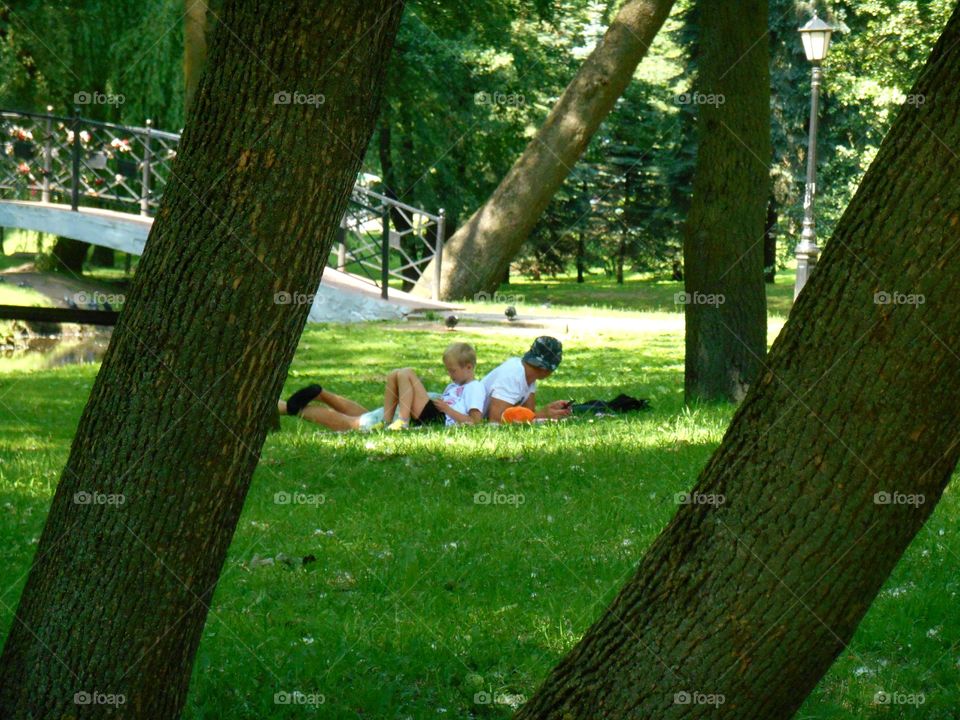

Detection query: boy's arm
xmin=434 ymin=400 xmax=483 ymax=425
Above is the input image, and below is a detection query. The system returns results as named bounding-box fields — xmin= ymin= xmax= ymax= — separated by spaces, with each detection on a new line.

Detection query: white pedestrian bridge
xmin=0 ymin=108 xmax=454 ymax=320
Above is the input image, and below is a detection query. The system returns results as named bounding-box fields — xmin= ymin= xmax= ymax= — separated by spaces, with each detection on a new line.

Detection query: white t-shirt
xmin=481 ymin=357 xmax=536 ymax=417
xmin=440 ymin=379 xmax=486 ymax=426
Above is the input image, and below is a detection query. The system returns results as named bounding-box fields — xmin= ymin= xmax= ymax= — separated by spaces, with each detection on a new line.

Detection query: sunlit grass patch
xmin=0 ymin=304 xmax=954 ymax=718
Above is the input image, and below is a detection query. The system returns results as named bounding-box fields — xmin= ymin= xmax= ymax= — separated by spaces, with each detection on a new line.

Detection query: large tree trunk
xmin=515 ymin=7 xmax=960 ymax=717
xmin=0 ymin=1 xmax=404 ymax=717
xmin=683 ymin=0 xmax=769 ymax=403
xmin=413 ymin=0 xmax=677 ymax=300
xmin=183 ymin=0 xmax=209 ymax=117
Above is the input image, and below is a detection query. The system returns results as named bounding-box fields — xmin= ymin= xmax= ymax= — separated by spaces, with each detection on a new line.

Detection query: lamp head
xmin=799 ymin=13 xmax=833 ymax=63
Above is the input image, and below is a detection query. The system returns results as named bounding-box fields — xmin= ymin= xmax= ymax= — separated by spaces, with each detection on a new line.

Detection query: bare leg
xmin=395 ymin=368 xmax=431 ymax=422
xmin=316 ymin=389 xmax=367 ymax=417
xmin=383 ymin=370 xmax=400 ymax=423
xmin=278 ymin=398 xmax=362 ymax=432
xmin=298 ymin=405 xmax=361 ymax=432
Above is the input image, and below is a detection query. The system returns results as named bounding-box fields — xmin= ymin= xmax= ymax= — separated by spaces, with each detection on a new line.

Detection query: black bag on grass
xmin=570 ymin=393 xmax=650 ymax=414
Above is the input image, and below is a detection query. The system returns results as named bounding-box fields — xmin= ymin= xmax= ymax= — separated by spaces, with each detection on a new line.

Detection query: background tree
xmin=0 ymin=0 xmax=405 ymax=716
xmin=516 ymin=169 xmax=591 ymax=282
xmin=515 ymin=5 xmax=960 ymax=715
xmin=500 ymin=0 xmax=696 ymax=287
xmin=367 ymin=0 xmax=597 ymax=287
xmin=184 ymin=0 xmax=209 ymax=116
xmin=413 ymin=0 xmax=677 ymax=300
xmin=682 ymin=0 xmax=770 ymax=403
xmin=497 ymin=1 xmax=953 ymax=290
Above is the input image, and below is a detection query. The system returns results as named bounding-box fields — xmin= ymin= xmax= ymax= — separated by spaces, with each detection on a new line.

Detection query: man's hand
xmin=541 ymin=400 xmax=572 ymax=419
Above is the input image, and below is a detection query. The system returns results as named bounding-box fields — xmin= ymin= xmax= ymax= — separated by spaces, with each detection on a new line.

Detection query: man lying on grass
xmin=483 ymin=336 xmax=572 ymax=423
xmin=278 ymin=342 xmax=485 ymax=432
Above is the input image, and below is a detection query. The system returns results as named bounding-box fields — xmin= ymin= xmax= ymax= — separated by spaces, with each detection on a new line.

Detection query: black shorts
xmin=412 ymin=398 xmax=446 ymax=427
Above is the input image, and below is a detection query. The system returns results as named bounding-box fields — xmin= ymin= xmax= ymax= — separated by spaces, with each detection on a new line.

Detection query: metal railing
xmin=0 ymin=107 xmax=445 ymax=300
xmin=0 ymin=107 xmax=178 ymax=215
xmin=335 ymin=186 xmax=445 ymax=301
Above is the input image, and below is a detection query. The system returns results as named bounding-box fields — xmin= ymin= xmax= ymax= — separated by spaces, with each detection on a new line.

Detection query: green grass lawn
xmin=0 ymin=303 xmax=957 ymax=717
xmin=482 ymin=265 xmax=797 ymax=319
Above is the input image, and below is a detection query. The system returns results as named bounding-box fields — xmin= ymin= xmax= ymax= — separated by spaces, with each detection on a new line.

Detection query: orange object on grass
xmin=501 ymin=406 xmax=536 ymax=424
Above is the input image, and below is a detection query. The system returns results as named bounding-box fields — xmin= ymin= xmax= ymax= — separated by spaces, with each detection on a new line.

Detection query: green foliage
xmin=523 ymin=0 xmax=953 ymax=280
xmin=770 ymin=0 xmax=952 ymax=259
xmin=367 ymin=0 xmax=599 ymax=222
xmin=0 ymin=0 xmax=184 ymax=128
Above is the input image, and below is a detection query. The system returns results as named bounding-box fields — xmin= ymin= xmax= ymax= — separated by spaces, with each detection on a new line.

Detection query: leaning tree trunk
xmin=413 ymin=0 xmax=677 ymax=300
xmin=183 ymin=0 xmax=209 ymax=117
xmin=683 ymin=0 xmax=769 ymax=403
xmin=515 ymin=6 xmax=960 ymax=718
xmin=0 ymin=1 xmax=404 ymax=718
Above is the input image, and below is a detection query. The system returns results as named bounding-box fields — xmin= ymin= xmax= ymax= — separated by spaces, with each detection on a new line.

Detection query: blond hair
xmin=443 ymin=342 xmax=477 ymax=367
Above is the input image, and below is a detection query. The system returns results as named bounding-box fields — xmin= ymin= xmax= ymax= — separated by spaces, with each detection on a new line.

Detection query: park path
xmin=387 ymin=310 xmax=685 ymax=339
xmin=389 ymin=309 xmax=786 ymax=347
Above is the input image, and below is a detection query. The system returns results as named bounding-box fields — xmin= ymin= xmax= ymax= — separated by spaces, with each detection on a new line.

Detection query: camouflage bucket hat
xmin=523 ymin=336 xmax=563 ymax=371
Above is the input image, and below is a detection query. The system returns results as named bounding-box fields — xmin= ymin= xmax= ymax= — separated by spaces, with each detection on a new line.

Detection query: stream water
xmin=1 ymin=334 xmax=111 ymax=368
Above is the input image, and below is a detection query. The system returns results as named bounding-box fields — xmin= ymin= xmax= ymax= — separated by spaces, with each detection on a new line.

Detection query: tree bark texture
xmin=0 ymin=1 xmax=405 ymax=717
xmin=683 ymin=0 xmax=770 ymax=403
xmin=516 ymin=6 xmax=960 ymax=718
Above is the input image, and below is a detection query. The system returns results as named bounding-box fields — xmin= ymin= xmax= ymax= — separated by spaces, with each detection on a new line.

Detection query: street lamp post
xmin=794 ymin=13 xmax=834 ymax=299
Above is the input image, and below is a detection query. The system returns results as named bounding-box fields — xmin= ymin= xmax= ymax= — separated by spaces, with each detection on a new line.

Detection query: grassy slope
xmin=0 ymin=281 xmax=956 ymax=718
